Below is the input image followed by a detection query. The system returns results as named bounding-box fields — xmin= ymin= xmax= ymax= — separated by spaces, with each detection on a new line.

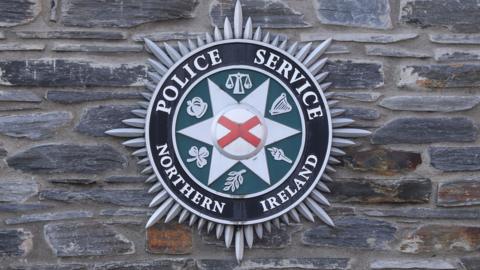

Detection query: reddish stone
xmin=399 ymin=225 xmax=480 ymax=254
xmin=146 ymin=222 xmax=192 ymax=255
xmin=343 ymin=147 xmax=422 ymax=175
xmin=438 ymin=180 xmax=480 ymax=207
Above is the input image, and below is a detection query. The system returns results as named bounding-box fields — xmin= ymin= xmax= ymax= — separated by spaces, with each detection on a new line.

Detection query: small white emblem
xmin=187 ymin=146 xmax=209 ymax=168
xmin=269 ymin=93 xmax=292 ymax=116
xmin=223 ymin=169 xmax=247 ymax=192
xmin=226 ymin=73 xmax=252 ymax=94
xmin=186 ymin=97 xmax=208 ymax=119
xmin=267 ymin=147 xmax=293 ymax=164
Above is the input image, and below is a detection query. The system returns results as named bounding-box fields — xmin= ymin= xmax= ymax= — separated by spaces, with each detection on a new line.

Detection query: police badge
xmin=106 ymin=0 xmax=370 ymax=261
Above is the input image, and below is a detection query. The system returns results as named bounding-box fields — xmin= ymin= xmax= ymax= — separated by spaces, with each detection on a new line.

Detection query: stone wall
xmin=0 ymin=0 xmax=479 ymax=269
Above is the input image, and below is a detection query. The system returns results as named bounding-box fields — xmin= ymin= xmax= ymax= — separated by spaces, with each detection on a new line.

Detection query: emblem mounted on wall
xmin=107 ymin=0 xmax=370 ymax=261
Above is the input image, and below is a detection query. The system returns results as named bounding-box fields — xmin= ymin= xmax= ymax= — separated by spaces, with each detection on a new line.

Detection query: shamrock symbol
xmin=187 ymin=146 xmax=209 ymax=168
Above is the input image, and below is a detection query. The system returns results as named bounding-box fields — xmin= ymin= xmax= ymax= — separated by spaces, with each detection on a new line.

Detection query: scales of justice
xmin=226 ymin=73 xmax=253 ymax=94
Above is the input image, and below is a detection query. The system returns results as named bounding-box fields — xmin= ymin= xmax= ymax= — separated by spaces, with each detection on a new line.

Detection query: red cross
xmin=217 ymin=116 xmax=261 ymax=148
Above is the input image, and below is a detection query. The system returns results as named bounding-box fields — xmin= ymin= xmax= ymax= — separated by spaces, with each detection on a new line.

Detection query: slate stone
xmin=46 ymin=90 xmax=141 ymax=104
xmin=301 ymin=33 xmax=418 ymax=43
xmin=371 ymin=117 xmax=477 ymax=144
xmin=0 ymin=0 xmax=40 ymax=27
xmin=329 ymin=178 xmax=431 ymax=204
xmin=44 ymin=221 xmax=134 ymax=257
xmin=203 ymin=225 xmax=301 ymax=249
xmin=132 ymin=32 xmax=204 ymax=42
xmin=315 ymin=0 xmax=391 ymax=29
xmin=0 ymin=32 xmax=4 ymax=39
xmin=0 ymin=44 xmax=45 ymax=51
xmin=0 ymin=111 xmax=72 ymax=140
xmin=371 ymin=259 xmax=456 ymax=270
xmin=461 ymin=257 xmax=480 ymax=270
xmin=0 ymin=59 xmax=146 ymax=87
xmin=430 ymin=147 xmax=480 ymax=172
xmin=0 ymin=179 xmax=38 ymax=203
xmin=333 ymin=92 xmax=382 ymax=102
xmin=8 ymin=265 xmax=89 ymax=270
xmin=302 ymin=217 xmax=396 ymax=250
xmin=0 ymin=229 xmax=33 ymax=257
xmin=435 ymin=48 xmax=480 ymax=62
xmin=0 ymin=90 xmax=41 ymax=102
xmin=363 ymin=207 xmax=480 ymax=220
xmin=400 ymin=0 xmax=480 ymax=33
xmin=48 ymin=178 xmax=96 ymax=185
xmin=211 ymin=0 xmax=309 ymax=29
xmin=94 ymin=260 xmax=195 ymax=270
xmin=430 ymin=34 xmax=480 ymax=44
xmin=343 ymin=106 xmax=380 ymax=120
xmin=0 ymin=104 xmax=41 ymax=112
xmin=40 ymin=188 xmax=152 ymax=207
xmin=399 ymin=224 xmax=480 ymax=253
xmin=104 ymin=175 xmax=147 ymax=184
xmin=0 ymin=203 xmax=53 ymax=213
xmin=366 ymin=45 xmax=431 ymax=58
xmin=147 ymin=223 xmax=192 ymax=255
xmin=380 ymin=96 xmax=480 ymax=112
xmin=324 ymin=61 xmax=383 ymax=89
xmin=5 ymin=210 xmax=93 ymax=225
xmin=52 ymin=43 xmax=144 ymax=53
xmin=100 ymin=208 xmax=153 ymax=217
xmin=7 ymin=144 xmax=127 ymax=174
xmin=399 ymin=64 xmax=480 ymax=89
xmin=61 ymin=0 xmax=198 ymax=28
xmin=438 ymin=180 xmax=480 ymax=207
xmin=343 ymin=147 xmax=422 ymax=175
xmin=16 ymin=31 xmax=127 ymax=40
xmin=76 ymin=105 xmax=136 ymax=137
xmin=197 ymin=258 xmax=350 ymax=270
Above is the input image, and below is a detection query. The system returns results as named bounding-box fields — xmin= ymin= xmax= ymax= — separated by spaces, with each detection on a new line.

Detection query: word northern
xmin=155 ymin=47 xmax=324 ymax=120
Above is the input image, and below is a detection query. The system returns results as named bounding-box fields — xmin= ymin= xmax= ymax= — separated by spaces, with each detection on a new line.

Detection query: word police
xmin=155 ymin=47 xmax=324 ymax=120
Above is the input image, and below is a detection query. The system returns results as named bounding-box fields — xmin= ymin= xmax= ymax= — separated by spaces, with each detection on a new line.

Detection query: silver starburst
xmin=106 ymin=0 xmax=370 ymax=262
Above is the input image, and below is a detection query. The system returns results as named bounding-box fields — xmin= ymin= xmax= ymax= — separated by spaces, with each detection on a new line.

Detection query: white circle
xmin=211 ymin=104 xmax=267 ymax=160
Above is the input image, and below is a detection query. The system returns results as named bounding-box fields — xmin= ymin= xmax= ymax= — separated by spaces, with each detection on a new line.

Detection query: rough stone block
xmin=46 ymin=90 xmax=140 ymax=104
xmin=380 ymin=96 xmax=480 ymax=112
xmin=0 ymin=111 xmax=72 ymax=140
xmin=0 ymin=203 xmax=53 ymax=213
xmin=7 ymin=144 xmax=127 ymax=174
xmin=147 ymin=223 xmax=192 ymax=255
xmin=94 ymin=260 xmax=194 ymax=270
xmin=315 ymin=0 xmax=392 ymax=29
xmin=197 ymin=258 xmax=350 ymax=270
xmin=211 ymin=0 xmax=309 ymax=29
xmin=430 ymin=34 xmax=480 ymax=44
xmin=333 ymin=92 xmax=382 ymax=102
xmin=461 ymin=257 xmax=480 ymax=270
xmin=399 ymin=224 xmax=480 ymax=253
xmin=399 ymin=64 xmax=480 ymax=89
xmin=329 ymin=178 xmax=431 ymax=204
xmin=301 ymin=33 xmax=418 ymax=43
xmin=52 ymin=43 xmax=144 ymax=53
xmin=429 ymin=147 xmax=480 ymax=172
xmin=40 ymin=188 xmax=152 ymax=207
xmin=0 ymin=229 xmax=33 ymax=257
xmin=435 ymin=48 xmax=480 ymax=62
xmin=0 ymin=59 xmax=146 ymax=87
xmin=343 ymin=147 xmax=422 ymax=175
xmin=133 ymin=32 xmax=204 ymax=42
xmin=5 ymin=210 xmax=94 ymax=225
xmin=343 ymin=107 xmax=380 ymax=120
xmin=371 ymin=259 xmax=456 ymax=270
xmin=363 ymin=207 xmax=480 ymax=220
xmin=0 ymin=0 xmax=40 ymax=27
xmin=75 ymin=105 xmax=136 ymax=137
xmin=371 ymin=117 xmax=477 ymax=144
xmin=8 ymin=265 xmax=88 ymax=270
xmin=366 ymin=45 xmax=430 ymax=58
xmin=0 ymin=90 xmax=41 ymax=103
xmin=44 ymin=221 xmax=134 ymax=257
xmin=438 ymin=180 xmax=480 ymax=207
xmin=302 ymin=217 xmax=397 ymax=250
xmin=16 ymin=31 xmax=127 ymax=40
xmin=400 ymin=0 xmax=480 ymax=32
xmin=60 ymin=0 xmax=198 ymax=28
xmin=0 ymin=179 xmax=38 ymax=203
xmin=325 ymin=60 xmax=383 ymax=89
xmin=0 ymin=44 xmax=44 ymax=51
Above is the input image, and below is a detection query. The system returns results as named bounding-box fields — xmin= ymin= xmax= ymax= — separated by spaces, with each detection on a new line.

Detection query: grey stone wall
xmin=0 ymin=0 xmax=479 ymax=269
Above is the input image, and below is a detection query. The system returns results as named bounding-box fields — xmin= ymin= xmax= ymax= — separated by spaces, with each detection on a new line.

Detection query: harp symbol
xmin=269 ymin=93 xmax=292 ymax=116
xmin=226 ymin=73 xmax=252 ymax=94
